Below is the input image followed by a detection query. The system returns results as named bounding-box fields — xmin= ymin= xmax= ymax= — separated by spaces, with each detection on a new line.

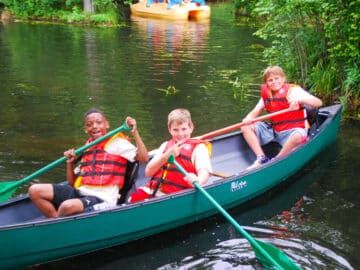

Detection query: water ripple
xmin=157 ymin=237 xmax=354 ymax=270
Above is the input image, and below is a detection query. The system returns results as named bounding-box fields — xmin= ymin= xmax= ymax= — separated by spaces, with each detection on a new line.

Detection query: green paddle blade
xmin=0 ymin=183 xmax=18 ymax=202
xmin=167 ymin=155 xmax=302 ymax=270
xmin=254 ymin=239 xmax=301 ymax=270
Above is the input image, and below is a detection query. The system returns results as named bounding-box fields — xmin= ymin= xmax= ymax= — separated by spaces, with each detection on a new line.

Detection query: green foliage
xmin=65 ymin=0 xmax=81 ymax=8
xmin=93 ymin=0 xmax=115 ymax=13
xmin=65 ymin=6 xmax=85 ymax=22
xmin=2 ymin=0 xmax=58 ymax=17
xmin=233 ymin=0 xmax=257 ymax=15
xmin=2 ymin=0 xmax=120 ymax=25
xmin=248 ymin=0 xmax=360 ymax=118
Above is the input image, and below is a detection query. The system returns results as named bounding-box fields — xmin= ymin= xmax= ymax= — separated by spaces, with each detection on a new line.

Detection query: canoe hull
xmin=0 ymin=104 xmax=342 ymax=269
xmin=130 ymin=2 xmax=210 ymax=20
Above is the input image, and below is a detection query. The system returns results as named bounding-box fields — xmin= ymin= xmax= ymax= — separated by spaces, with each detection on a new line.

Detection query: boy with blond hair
xmin=241 ymin=66 xmax=323 ymax=169
xmin=128 ymin=108 xmax=212 ymax=202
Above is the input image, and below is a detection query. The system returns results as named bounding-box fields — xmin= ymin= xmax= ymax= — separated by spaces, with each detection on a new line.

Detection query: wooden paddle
xmin=0 ymin=122 xmax=131 ymax=203
xmin=168 ymin=154 xmax=301 ymax=270
xmin=197 ymin=108 xmax=292 ymax=140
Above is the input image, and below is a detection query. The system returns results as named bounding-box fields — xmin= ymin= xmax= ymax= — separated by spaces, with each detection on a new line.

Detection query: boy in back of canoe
xmin=241 ymin=65 xmax=323 ymax=170
xmin=29 ymin=109 xmax=149 ymax=218
xmin=128 ymin=108 xmax=212 ymax=203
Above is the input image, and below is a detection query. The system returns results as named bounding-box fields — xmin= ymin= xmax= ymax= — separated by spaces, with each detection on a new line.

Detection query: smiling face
xmin=168 ymin=121 xmax=193 ymax=142
xmin=84 ymin=112 xmax=109 ymax=140
xmin=265 ymin=73 xmax=286 ymax=92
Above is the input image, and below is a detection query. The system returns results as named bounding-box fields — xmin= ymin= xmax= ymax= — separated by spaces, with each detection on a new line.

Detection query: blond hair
xmin=263 ymin=66 xmax=286 ymax=82
xmin=168 ymin=108 xmax=193 ymax=128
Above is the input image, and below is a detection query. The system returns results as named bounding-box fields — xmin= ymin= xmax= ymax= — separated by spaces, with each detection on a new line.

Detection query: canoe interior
xmin=0 ymin=104 xmax=342 ymax=269
xmin=0 ymin=105 xmax=336 ymax=227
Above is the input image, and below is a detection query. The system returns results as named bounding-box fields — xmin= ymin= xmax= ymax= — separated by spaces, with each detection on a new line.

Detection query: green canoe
xmin=0 ymin=104 xmax=342 ymax=269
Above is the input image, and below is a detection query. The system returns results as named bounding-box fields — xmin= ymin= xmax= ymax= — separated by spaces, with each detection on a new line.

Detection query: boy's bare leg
xmin=57 ymin=198 xmax=84 ymax=216
xmin=241 ymin=124 xmax=265 ymax=157
xmin=29 ymin=184 xmax=58 ymax=218
xmin=276 ymin=132 xmax=303 ymax=158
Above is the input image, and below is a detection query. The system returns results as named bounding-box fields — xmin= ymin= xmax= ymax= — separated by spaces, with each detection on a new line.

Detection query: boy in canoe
xmin=128 ymin=108 xmax=212 ymax=203
xmin=29 ymin=109 xmax=149 ymax=217
xmin=241 ymin=65 xmax=323 ymax=170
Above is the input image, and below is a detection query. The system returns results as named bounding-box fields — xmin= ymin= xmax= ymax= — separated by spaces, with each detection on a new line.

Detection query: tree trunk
xmin=84 ymin=0 xmax=95 ymax=13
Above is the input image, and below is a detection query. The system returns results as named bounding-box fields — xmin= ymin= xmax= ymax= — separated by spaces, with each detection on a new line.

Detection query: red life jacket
xmin=261 ymin=83 xmax=308 ymax=132
xmin=147 ymin=139 xmax=211 ymax=195
xmin=75 ymin=133 xmax=129 ymax=188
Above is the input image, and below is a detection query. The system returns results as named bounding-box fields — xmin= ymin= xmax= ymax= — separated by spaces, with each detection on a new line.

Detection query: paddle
xmin=197 ymin=108 xmax=291 ymax=140
xmin=0 ymin=122 xmax=132 ymax=203
xmin=168 ymin=154 xmax=301 ymax=270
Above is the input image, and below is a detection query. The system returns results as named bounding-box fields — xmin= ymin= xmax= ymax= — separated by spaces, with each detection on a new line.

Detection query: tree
xmin=84 ymin=0 xmax=95 ymax=13
xmin=244 ymin=0 xmax=359 ymax=118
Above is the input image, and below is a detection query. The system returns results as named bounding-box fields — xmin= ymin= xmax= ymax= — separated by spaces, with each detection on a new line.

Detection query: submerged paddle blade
xmin=253 ymin=239 xmax=301 ymax=270
xmin=167 ymin=155 xmax=301 ymax=270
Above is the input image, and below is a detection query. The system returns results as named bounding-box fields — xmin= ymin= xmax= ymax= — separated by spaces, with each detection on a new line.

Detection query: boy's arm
xmin=126 ymin=116 xmax=149 ymax=163
xmin=189 ymin=143 xmax=212 ymax=186
xmin=64 ymin=149 xmax=77 ymax=186
xmin=145 ymin=141 xmax=183 ymax=178
xmin=132 ymin=129 xmax=149 ymax=163
xmin=243 ymin=99 xmax=264 ymax=123
xmin=289 ymin=86 xmax=323 ymax=108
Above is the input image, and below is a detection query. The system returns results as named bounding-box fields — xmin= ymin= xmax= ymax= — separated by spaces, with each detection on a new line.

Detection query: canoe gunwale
xmin=0 ymin=104 xmax=343 ymax=269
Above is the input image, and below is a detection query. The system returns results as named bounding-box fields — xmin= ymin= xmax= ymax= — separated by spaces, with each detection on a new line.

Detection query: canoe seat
xmin=118 ymin=161 xmax=139 ymax=204
xmin=305 ymin=105 xmax=320 ymax=137
xmin=305 ymin=105 xmax=319 ymax=127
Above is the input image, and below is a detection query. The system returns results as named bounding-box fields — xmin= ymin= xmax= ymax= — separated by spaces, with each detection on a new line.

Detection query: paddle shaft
xmin=198 ymin=108 xmax=291 ymax=140
xmin=7 ymin=123 xmax=131 ymax=190
xmin=169 ymin=156 xmax=286 ymax=270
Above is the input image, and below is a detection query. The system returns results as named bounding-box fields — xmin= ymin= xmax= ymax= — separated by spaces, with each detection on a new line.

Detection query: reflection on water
xmin=131 ymin=16 xmax=210 ymax=79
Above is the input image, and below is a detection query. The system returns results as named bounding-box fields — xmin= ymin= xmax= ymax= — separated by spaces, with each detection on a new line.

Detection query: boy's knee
xmin=58 ymin=199 xmax=82 ymax=216
xmin=59 ymin=200 xmax=75 ymax=211
xmin=29 ymin=184 xmax=52 ymax=200
xmin=28 ymin=184 xmax=43 ymax=199
xmin=241 ymin=124 xmax=253 ymax=133
xmin=289 ymin=132 xmax=305 ymax=145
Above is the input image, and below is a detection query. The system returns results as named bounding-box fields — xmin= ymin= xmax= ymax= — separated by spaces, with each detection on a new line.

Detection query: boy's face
xmin=84 ymin=112 xmax=109 ymax=140
xmin=266 ymin=73 xmax=286 ymax=92
xmin=168 ymin=121 xmax=193 ymax=142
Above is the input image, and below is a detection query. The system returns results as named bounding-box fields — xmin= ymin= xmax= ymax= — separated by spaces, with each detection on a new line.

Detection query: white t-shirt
xmin=77 ymin=137 xmax=137 ymax=207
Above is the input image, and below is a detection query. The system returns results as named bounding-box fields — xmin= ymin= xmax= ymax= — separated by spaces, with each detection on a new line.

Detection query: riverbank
xmin=0 ymin=4 xmax=128 ymax=26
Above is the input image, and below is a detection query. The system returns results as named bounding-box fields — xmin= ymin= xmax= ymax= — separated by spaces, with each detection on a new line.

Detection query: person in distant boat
xmin=241 ymin=65 xmax=323 ymax=170
xmin=29 ymin=109 xmax=149 ymax=218
xmin=128 ymin=108 xmax=212 ymax=203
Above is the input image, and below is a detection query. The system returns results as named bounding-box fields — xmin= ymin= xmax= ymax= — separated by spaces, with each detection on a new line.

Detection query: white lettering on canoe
xmin=231 ymin=180 xmax=247 ymax=192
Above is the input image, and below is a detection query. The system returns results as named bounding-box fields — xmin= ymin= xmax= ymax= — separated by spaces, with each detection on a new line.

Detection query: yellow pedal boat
xmin=130 ymin=0 xmax=210 ymax=20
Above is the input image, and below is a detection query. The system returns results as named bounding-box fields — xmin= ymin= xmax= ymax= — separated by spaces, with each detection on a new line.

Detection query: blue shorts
xmin=254 ymin=122 xmax=307 ymax=146
xmin=52 ymin=184 xmax=103 ymax=212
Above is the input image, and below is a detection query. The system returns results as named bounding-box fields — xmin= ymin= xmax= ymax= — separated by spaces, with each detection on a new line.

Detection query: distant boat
xmin=130 ymin=0 xmax=210 ymax=20
xmin=0 ymin=104 xmax=342 ymax=269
